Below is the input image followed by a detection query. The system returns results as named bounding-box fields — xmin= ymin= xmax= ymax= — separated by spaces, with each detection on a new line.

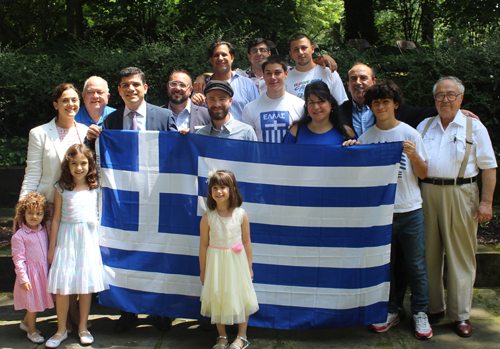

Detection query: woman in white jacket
xmin=19 ymin=83 xmax=88 ymax=203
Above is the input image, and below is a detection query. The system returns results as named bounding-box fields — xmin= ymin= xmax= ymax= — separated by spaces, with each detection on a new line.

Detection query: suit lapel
xmin=47 ymin=118 xmax=66 ymax=163
xmin=145 ymin=102 xmax=153 ymax=130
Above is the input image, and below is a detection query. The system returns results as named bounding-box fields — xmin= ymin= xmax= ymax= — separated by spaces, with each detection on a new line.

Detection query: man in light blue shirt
xmin=191 ymin=41 xmax=259 ymax=121
xmin=196 ymin=80 xmax=257 ymax=141
xmin=75 ymin=76 xmax=115 ymax=127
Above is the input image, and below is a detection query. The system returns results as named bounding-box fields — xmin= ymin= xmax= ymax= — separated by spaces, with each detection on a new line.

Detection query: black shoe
xmin=155 ymin=316 xmax=172 ymax=332
xmin=114 ymin=312 xmax=138 ymax=333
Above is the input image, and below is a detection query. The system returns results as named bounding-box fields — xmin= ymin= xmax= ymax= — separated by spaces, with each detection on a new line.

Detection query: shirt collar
xmin=22 ymin=223 xmax=41 ymax=233
xmin=124 ymin=101 xmax=147 ymax=118
xmin=167 ymin=99 xmax=192 ymax=116
xmin=352 ymin=99 xmax=369 ymax=112
xmin=210 ymin=114 xmax=234 ymax=132
xmin=435 ymin=110 xmax=465 ymax=130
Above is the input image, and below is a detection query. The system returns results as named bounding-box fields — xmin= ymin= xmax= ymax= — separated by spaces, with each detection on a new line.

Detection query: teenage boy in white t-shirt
xmin=242 ymin=55 xmax=304 ymax=142
xmin=343 ymin=80 xmax=433 ymax=340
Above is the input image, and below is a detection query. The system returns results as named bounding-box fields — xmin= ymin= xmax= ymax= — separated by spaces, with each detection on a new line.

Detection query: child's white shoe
xmin=20 ymin=321 xmax=41 ymax=334
xmin=27 ymin=331 xmax=45 ymax=344
xmin=45 ymin=331 xmax=67 ymax=348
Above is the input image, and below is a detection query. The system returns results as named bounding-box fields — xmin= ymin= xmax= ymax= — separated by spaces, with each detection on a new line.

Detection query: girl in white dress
xmin=200 ymin=170 xmax=258 ymax=349
xmin=46 ymin=144 xmax=107 ymax=348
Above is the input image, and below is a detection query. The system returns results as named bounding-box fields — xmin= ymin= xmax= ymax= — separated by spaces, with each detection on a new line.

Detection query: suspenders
xmin=420 ymin=116 xmax=473 ymax=181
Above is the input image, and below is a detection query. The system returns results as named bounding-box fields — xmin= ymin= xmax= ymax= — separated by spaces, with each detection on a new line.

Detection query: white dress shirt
xmin=416 ymin=111 xmax=497 ymax=178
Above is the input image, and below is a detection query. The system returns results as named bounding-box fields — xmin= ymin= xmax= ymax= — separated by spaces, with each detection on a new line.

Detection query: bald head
xmin=347 ymin=64 xmax=376 ymax=108
xmin=82 ymin=76 xmax=110 ymax=121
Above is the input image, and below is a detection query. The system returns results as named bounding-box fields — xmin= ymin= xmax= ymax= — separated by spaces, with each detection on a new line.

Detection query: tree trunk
xmin=344 ymin=0 xmax=377 ymax=44
xmin=420 ymin=0 xmax=435 ymax=45
xmin=66 ymin=0 xmax=84 ymax=40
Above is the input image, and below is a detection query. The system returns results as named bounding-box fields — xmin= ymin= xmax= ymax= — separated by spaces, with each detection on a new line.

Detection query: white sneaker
xmin=370 ymin=313 xmax=400 ymax=332
xmin=413 ymin=312 xmax=433 ymax=339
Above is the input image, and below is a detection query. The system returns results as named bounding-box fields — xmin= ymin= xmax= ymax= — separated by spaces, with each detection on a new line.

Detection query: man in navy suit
xmin=85 ymin=67 xmax=177 ymax=334
xmin=162 ymin=69 xmax=210 ymax=133
xmin=86 ymin=67 xmax=177 ymax=140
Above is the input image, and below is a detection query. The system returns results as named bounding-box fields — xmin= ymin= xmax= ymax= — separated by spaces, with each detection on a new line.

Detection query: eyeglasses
xmin=434 ymin=92 xmax=462 ymax=102
xmin=249 ymin=47 xmax=269 ymax=54
xmin=168 ymin=81 xmax=191 ymax=89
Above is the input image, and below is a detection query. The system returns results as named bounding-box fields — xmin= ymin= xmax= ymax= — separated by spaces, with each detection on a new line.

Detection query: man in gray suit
xmin=163 ymin=69 xmax=210 ymax=133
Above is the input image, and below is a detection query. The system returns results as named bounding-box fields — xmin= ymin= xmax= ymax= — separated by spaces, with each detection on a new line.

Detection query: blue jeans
xmin=388 ymin=208 xmax=428 ymax=315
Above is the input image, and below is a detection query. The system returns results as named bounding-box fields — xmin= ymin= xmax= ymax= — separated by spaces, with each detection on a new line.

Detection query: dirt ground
xmin=2 ymin=217 xmax=499 ymax=249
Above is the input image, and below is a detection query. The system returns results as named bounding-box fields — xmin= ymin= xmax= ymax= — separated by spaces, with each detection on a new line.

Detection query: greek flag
xmin=97 ymin=130 xmax=402 ymax=330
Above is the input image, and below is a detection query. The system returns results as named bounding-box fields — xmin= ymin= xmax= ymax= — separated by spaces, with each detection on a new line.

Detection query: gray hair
xmin=433 ymin=76 xmax=465 ymax=95
xmin=83 ymin=76 xmax=109 ymax=95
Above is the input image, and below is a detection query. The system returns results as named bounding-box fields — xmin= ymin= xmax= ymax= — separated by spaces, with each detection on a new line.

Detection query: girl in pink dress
xmin=12 ymin=192 xmax=54 ymax=344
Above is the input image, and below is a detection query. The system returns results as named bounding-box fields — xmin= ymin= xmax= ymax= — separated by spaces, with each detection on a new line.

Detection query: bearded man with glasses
xmin=416 ymin=76 xmax=497 ymax=338
xmin=163 ymin=69 xmax=210 ymax=133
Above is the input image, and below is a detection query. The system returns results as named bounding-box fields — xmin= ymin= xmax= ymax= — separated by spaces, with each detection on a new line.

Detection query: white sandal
xmin=213 ymin=335 xmax=229 ymax=349
xmin=229 ymin=336 xmax=250 ymax=349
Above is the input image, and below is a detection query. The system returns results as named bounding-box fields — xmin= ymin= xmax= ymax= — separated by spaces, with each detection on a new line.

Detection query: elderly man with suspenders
xmin=416 ymin=76 xmax=497 ymax=338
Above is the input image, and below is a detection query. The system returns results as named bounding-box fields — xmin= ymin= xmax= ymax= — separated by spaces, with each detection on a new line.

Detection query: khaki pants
xmin=420 ymin=182 xmax=479 ymax=321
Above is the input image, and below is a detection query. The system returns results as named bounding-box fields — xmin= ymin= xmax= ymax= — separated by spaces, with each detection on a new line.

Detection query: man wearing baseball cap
xmin=196 ymin=80 xmax=257 ymax=141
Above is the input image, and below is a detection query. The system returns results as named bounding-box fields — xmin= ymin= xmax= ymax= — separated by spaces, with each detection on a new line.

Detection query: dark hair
xmin=52 ymin=83 xmax=79 ymax=103
xmin=169 ymin=69 xmax=192 ymax=84
xmin=347 ymin=62 xmax=376 ymax=81
xmin=289 ymin=33 xmax=311 ymax=47
xmin=14 ymin=192 xmax=51 ymax=231
xmin=208 ymin=41 xmax=235 ymax=58
xmin=262 ymin=54 xmax=288 ymax=73
xmin=247 ymin=38 xmax=270 ymax=54
xmin=363 ymin=80 xmax=404 ymax=107
xmin=206 ymin=170 xmax=243 ymax=210
xmin=296 ymin=81 xmax=352 ymax=138
xmin=57 ymin=144 xmax=98 ymax=191
xmin=118 ymin=67 xmax=146 ymax=86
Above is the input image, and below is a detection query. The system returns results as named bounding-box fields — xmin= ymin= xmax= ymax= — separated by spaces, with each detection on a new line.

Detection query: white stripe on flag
xmin=197 ymin=197 xmax=394 ymax=228
xmin=105 ymin=266 xmax=389 ymax=310
xmin=101 ymin=169 xmax=198 ymax=196
xmin=254 ymin=282 xmax=390 ymax=310
xmin=99 ymin=230 xmax=389 ymax=269
xmin=198 ymin=157 xmax=399 ymax=188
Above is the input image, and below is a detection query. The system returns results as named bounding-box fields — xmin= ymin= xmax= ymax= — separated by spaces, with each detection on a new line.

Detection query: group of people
xmin=11 ymin=32 xmax=497 ymax=348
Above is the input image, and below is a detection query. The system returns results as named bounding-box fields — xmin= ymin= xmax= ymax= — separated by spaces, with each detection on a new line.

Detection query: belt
xmin=420 ymin=177 xmax=477 ymax=186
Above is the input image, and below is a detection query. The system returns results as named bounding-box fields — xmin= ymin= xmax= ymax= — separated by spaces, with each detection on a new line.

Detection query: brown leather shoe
xmin=455 ymin=320 xmax=473 ymax=337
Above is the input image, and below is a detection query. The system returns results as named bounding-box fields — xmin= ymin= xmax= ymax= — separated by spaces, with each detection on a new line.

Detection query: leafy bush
xmin=0 ymin=137 xmax=28 ymax=167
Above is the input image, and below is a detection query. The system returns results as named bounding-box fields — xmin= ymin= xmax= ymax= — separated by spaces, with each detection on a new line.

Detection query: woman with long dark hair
xmin=283 ymin=81 xmax=355 ymax=144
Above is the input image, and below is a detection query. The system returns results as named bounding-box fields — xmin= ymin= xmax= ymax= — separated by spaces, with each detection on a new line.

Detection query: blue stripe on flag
xmin=198 ymin=181 xmax=398 ymax=207
xmin=251 ymin=224 xmax=392 ymax=248
xmin=252 ymin=302 xmax=388 ymax=329
xmin=99 ymin=130 xmax=139 ymax=171
xmin=101 ymin=187 xmax=139 ymax=231
xmin=99 ymin=285 xmax=202 ymax=319
xmin=101 ymin=247 xmax=199 ymax=276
